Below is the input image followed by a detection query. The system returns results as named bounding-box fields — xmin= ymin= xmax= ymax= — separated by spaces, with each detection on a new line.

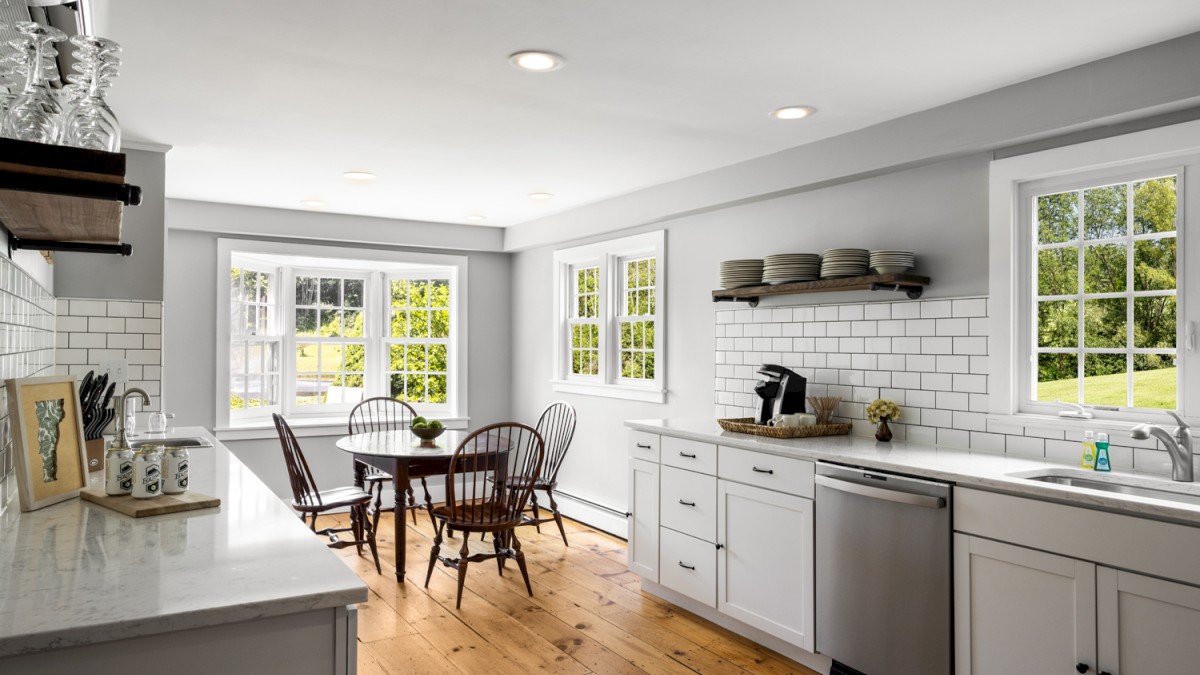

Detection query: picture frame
xmin=5 ymin=375 xmax=89 ymax=512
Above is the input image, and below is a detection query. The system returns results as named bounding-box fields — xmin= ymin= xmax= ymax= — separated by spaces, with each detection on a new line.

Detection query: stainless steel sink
xmin=129 ymin=436 xmax=213 ymax=449
xmin=1014 ymin=470 xmax=1200 ymax=507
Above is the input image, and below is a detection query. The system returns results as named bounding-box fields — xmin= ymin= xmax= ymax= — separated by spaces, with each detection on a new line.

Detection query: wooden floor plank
xmin=318 ymin=511 xmax=818 ymax=675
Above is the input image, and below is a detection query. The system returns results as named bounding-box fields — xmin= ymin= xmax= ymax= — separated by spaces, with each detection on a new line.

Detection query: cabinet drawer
xmin=662 ymin=436 xmax=717 ymax=474
xmin=629 ymin=430 xmax=660 ymax=462
xmin=718 ymin=446 xmax=814 ymax=498
xmin=661 ymin=466 xmax=717 ymax=542
xmin=660 ymin=527 xmax=717 ymax=608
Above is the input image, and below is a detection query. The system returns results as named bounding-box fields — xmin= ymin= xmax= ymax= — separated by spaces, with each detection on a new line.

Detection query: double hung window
xmin=553 ymin=231 xmax=665 ymax=402
xmin=218 ymin=240 xmax=466 ymax=430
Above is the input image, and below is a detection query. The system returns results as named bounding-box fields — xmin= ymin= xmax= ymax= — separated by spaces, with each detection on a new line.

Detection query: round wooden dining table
xmin=336 ymin=429 xmax=468 ymax=582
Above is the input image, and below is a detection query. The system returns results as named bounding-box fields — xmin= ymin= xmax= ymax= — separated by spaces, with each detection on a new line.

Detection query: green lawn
xmin=1039 ymin=367 xmax=1176 ymax=410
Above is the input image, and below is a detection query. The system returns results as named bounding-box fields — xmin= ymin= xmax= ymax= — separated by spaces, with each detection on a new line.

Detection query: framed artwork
xmin=5 ymin=375 xmax=89 ymax=512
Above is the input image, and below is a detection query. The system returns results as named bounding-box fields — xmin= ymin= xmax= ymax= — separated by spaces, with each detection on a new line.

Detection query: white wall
xmin=163 ymin=204 xmax=513 ymax=501
xmin=510 ymin=154 xmax=990 ymax=534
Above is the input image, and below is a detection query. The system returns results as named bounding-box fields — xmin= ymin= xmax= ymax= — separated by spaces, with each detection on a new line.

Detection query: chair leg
xmin=365 ymin=505 xmax=381 ymax=574
xmin=510 ymin=529 xmax=533 ymax=597
xmin=406 ymin=480 xmax=419 ymax=525
xmin=492 ymin=532 xmax=504 ymax=577
xmin=455 ymin=536 xmax=471 ymax=609
xmin=370 ymin=482 xmax=383 ymax=535
xmin=547 ymin=489 xmax=568 ymax=547
xmin=529 ymin=492 xmax=542 ymax=533
xmin=421 ymin=478 xmax=436 ymax=535
xmin=425 ymin=518 xmax=445 ymax=588
xmin=351 ymin=505 xmax=364 ymax=556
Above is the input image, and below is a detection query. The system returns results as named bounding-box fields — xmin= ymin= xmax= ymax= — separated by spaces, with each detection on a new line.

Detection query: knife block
xmin=85 ymin=438 xmax=105 ymax=473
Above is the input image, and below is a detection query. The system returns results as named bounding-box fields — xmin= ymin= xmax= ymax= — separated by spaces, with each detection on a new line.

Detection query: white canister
xmin=163 ymin=447 xmax=189 ymax=494
xmin=104 ymin=446 xmax=134 ymax=495
xmin=132 ymin=446 xmax=163 ymax=499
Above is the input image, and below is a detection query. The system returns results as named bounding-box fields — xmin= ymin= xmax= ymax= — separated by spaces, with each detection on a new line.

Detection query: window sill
xmin=216 ymin=415 xmax=471 ymax=441
xmin=985 ymin=413 xmax=1160 ymax=436
xmin=550 ymin=379 xmax=666 ymax=403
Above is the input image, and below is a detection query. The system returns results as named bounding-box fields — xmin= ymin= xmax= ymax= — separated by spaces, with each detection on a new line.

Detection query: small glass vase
xmin=875 ymin=417 xmax=893 ymax=442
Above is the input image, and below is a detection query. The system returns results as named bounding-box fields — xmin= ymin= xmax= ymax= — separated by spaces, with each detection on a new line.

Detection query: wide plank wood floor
xmin=319 ymin=510 xmax=818 ymax=675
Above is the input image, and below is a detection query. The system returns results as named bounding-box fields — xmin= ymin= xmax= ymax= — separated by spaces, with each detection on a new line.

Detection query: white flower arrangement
xmin=866 ymin=399 xmax=901 ymax=424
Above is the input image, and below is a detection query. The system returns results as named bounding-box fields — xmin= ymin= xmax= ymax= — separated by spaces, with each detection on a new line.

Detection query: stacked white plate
xmin=719 ymin=259 xmax=765 ymax=288
xmin=762 ymin=253 xmax=821 ymax=284
xmin=869 ymin=250 xmax=916 ymax=274
xmin=820 ymin=248 xmax=869 ymax=278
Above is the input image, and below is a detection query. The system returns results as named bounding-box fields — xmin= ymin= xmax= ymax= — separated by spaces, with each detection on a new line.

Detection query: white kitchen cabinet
xmin=659 ymin=526 xmax=717 ymax=607
xmin=717 ymin=479 xmax=814 ymax=651
xmin=627 ymin=457 xmax=660 ymax=581
xmin=660 ymin=465 xmax=717 ymax=542
xmin=954 ymin=534 xmax=1096 ymax=675
xmin=1097 ymin=567 xmax=1200 ymax=674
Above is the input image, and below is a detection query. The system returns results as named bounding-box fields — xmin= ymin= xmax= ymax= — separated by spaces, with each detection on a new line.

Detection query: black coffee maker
xmin=754 ymin=364 xmax=807 ymax=425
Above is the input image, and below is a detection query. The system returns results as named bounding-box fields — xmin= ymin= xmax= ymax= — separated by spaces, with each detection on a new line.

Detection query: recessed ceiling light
xmin=769 ymin=106 xmax=816 ymax=120
xmin=465 ymin=214 xmax=487 ymax=222
xmin=343 ymin=171 xmax=377 ymax=181
xmin=299 ymin=199 xmax=325 ymax=209
xmin=528 ymin=192 xmax=555 ymax=201
xmin=509 ymin=51 xmax=565 ymax=72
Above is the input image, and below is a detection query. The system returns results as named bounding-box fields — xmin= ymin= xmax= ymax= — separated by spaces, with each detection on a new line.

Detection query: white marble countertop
xmin=0 ymin=427 xmax=368 ymax=658
xmin=627 ymin=418 xmax=1200 ymax=526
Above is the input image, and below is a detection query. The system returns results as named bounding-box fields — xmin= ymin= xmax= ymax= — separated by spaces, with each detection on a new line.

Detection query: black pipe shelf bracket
xmin=8 ymin=236 xmax=132 ymax=257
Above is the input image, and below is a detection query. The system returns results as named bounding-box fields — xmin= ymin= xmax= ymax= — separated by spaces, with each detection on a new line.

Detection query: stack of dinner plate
xmin=762 ymin=253 xmax=821 ymax=284
xmin=869 ymin=250 xmax=916 ymax=274
xmin=820 ymin=248 xmax=870 ymax=278
xmin=719 ymin=259 xmax=765 ymax=288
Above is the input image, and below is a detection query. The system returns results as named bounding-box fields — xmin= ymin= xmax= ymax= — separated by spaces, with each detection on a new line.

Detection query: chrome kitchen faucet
xmin=1131 ymin=410 xmax=1194 ymax=482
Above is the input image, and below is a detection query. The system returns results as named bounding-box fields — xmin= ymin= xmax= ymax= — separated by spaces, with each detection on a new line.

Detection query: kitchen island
xmin=0 ymin=427 xmax=367 ymax=675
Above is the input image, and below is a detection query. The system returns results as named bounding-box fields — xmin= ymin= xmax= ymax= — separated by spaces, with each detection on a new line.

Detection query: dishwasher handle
xmin=815 ymin=474 xmax=946 ymax=509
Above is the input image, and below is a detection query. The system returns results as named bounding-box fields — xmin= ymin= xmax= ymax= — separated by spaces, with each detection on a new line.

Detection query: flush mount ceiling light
xmin=509 ymin=50 xmax=565 ymax=72
xmin=342 ymin=170 xmax=377 ymax=181
xmin=528 ymin=192 xmax=555 ymax=201
xmin=465 ymin=214 xmax=487 ymax=222
xmin=299 ymin=199 xmax=325 ymax=209
xmin=769 ymin=106 xmax=816 ymax=120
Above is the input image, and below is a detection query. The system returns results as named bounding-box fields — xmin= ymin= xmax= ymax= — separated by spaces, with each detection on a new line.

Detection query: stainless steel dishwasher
xmin=815 ymin=462 xmax=952 ymax=675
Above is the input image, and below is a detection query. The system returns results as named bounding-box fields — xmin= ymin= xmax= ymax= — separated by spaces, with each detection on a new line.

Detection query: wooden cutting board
xmin=81 ymin=487 xmax=221 ymax=517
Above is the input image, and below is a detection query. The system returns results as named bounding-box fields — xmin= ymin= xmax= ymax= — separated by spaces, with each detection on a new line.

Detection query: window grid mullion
xmin=1126 ymin=180 xmax=1135 ymax=407
xmin=1076 ymin=189 xmax=1085 ymax=404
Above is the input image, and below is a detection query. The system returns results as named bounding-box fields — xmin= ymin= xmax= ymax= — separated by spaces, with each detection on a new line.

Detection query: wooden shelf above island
xmin=713 ymin=273 xmax=931 ymax=306
xmin=0 ymin=138 xmax=141 ymax=255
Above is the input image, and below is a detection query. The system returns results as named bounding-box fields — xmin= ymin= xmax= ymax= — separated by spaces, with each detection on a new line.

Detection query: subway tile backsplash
xmin=55 ymin=298 xmax=162 ymax=412
xmin=0 ymin=258 xmax=57 ymax=516
xmin=714 ymin=295 xmax=1175 ymax=474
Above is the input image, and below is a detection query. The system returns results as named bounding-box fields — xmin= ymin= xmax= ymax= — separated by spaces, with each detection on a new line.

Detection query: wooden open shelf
xmin=712 ymin=273 xmax=931 ymax=307
xmin=0 ymin=138 xmax=141 ymax=253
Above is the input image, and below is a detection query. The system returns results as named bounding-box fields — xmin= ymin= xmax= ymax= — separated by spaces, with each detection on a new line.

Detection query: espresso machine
xmin=754 ymin=364 xmax=807 ymax=425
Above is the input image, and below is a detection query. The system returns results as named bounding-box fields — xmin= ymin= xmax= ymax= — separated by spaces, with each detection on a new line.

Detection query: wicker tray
xmin=717 ymin=417 xmax=851 ymax=439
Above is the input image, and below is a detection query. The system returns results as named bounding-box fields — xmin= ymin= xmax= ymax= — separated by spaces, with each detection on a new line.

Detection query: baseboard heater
xmin=554 ymin=490 xmax=630 ymax=518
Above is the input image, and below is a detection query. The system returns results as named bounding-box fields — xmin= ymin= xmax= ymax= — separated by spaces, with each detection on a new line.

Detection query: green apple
xmin=429 ymin=420 xmax=444 ymax=430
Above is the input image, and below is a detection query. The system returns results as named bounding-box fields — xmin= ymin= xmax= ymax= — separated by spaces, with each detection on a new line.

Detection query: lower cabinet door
xmin=1098 ymin=566 xmax=1200 ymax=674
xmin=954 ymin=534 xmax=1097 ymax=675
xmin=716 ymin=479 xmax=814 ymax=651
xmin=659 ymin=527 xmax=717 ymax=607
xmin=628 ymin=458 xmax=660 ymax=582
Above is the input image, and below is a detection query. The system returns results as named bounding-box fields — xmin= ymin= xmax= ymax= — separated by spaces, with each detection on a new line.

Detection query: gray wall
xmin=54 ymin=149 xmax=167 ymax=300
xmin=164 ymin=206 xmax=513 ymax=501
xmin=508 ymin=155 xmax=989 ymax=531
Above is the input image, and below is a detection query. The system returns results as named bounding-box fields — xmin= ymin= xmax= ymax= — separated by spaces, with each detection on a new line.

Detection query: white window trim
xmin=551 ymin=230 xmax=666 ymax=403
xmin=989 ymin=119 xmax=1200 ymax=427
xmin=216 ymin=239 xmax=469 ymax=437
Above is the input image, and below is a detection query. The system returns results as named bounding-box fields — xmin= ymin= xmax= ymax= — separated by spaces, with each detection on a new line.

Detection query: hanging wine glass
xmin=0 ymin=21 xmax=67 ymax=144
xmin=62 ymin=35 xmax=121 ymax=151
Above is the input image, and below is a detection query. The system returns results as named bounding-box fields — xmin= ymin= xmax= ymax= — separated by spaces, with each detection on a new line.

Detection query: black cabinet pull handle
xmin=679 ymin=452 xmax=697 ymax=458
xmin=1076 ymin=665 xmax=1090 ymax=674
xmin=678 ymin=499 xmax=696 ymax=507
xmin=636 ymin=443 xmax=652 ymax=449
xmin=716 ymin=543 xmax=724 ymax=550
xmin=752 ymin=467 xmax=774 ymax=474
xmin=678 ymin=561 xmax=695 ymax=570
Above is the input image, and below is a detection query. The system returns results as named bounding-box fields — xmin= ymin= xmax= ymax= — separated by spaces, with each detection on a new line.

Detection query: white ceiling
xmin=96 ymin=1 xmax=1200 ymax=228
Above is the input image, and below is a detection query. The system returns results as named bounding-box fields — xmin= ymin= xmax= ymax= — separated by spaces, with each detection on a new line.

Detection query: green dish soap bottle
xmin=1095 ymin=432 xmax=1112 ymax=472
xmin=1080 ymin=430 xmax=1096 ymax=469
